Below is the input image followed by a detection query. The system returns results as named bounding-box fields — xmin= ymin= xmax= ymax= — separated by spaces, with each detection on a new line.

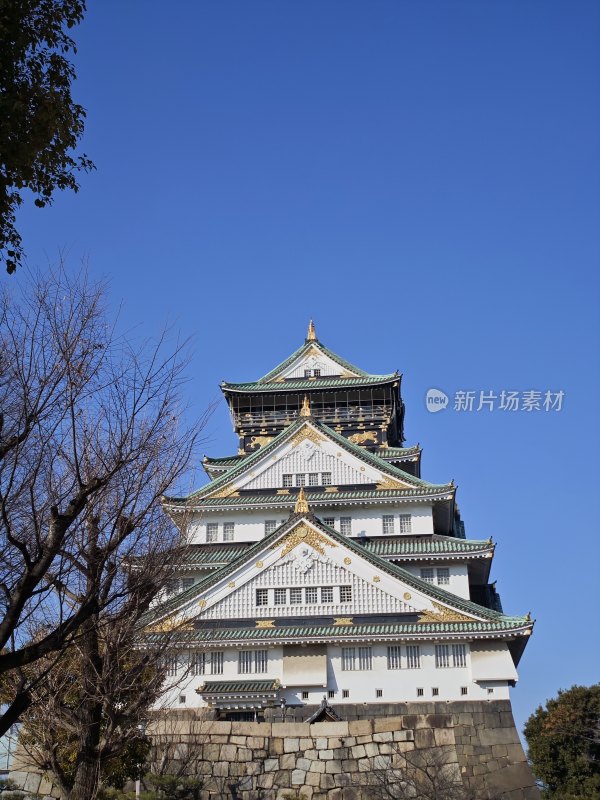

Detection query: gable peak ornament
xmin=294 ymin=487 xmax=309 ymax=514
xmin=307 ymin=319 xmax=317 ymax=340
xmin=299 ymin=394 xmax=312 ymax=417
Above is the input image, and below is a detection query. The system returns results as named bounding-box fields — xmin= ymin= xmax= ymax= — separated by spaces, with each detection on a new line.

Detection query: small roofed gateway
xmin=149 ymin=323 xmax=534 ymax=723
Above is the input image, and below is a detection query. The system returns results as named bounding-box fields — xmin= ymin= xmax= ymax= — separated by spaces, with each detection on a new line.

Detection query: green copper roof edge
xmin=257 ymin=339 xmax=372 ymax=383
xmin=146 ymin=515 xmax=523 ymax=627
xmin=221 ymin=374 xmax=398 ymax=393
xmin=165 ymin=419 xmax=449 ymax=504
xmin=204 ymin=443 xmax=421 ymax=466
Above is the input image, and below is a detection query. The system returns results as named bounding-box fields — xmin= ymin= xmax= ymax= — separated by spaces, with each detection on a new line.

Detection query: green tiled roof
xmin=198 ymin=679 xmax=280 ymax=694
xmin=165 ymin=417 xmax=450 ymax=505
xmin=177 ymin=536 xmax=492 ymax=568
xmin=376 ymin=445 xmax=421 ymax=459
xmin=222 ymin=374 xmax=397 ymax=394
xmin=145 ymin=514 xmax=522 ymax=629
xmin=257 ymin=339 xmax=373 ymax=383
xmin=149 ymin=619 xmax=531 ymax=647
xmin=204 ymin=455 xmax=246 ymax=466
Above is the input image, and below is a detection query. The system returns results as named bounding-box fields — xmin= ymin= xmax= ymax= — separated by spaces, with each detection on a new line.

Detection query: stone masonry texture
xmin=8 ymin=701 xmax=540 ymax=800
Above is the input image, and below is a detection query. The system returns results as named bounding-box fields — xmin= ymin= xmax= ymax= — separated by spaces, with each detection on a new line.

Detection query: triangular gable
xmin=190 ymin=418 xmax=447 ymax=502
xmin=259 ymin=340 xmax=370 ymax=383
xmin=149 ymin=516 xmax=509 ymax=629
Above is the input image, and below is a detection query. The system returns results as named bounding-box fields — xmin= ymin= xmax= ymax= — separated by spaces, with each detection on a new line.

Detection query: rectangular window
xmin=339 ymin=586 xmax=352 ymax=603
xmin=313 ymin=369 xmax=321 ymax=377
xmin=239 ymin=650 xmax=253 ymax=674
xmin=488 ymin=688 xmax=494 ymax=695
xmin=254 ymin=650 xmax=268 ymax=673
xmin=328 ymin=690 xmax=335 ymax=699
xmin=274 ymin=588 xmax=287 ymax=605
xmin=295 ymin=473 xmax=306 ymax=487
xmin=435 ymin=644 xmax=450 ymax=669
xmin=461 ymin=686 xmax=468 ymax=696
xmin=308 ymin=472 xmax=319 ymax=486
xmin=406 ymin=645 xmax=421 ymax=669
xmin=223 ymin=522 xmax=234 ymax=542
xmin=432 ymin=687 xmax=439 ymax=697
xmin=256 ymin=589 xmax=268 ymax=606
xmin=416 ymin=687 xmax=424 ymax=697
xmin=181 ymin=577 xmax=194 ymax=592
xmin=376 ymin=689 xmax=383 ymax=698
xmin=206 ymin=523 xmax=218 ymax=543
xmin=340 ymin=517 xmax=352 ymax=536
xmin=191 ymin=651 xmax=205 ymax=676
xmin=452 ymin=644 xmax=467 ymax=668
xmin=305 ymin=587 xmax=317 ymax=604
xmin=210 ymin=651 xmax=223 ymax=675
xmin=302 ymin=691 xmax=309 ymax=700
xmin=358 ymin=647 xmax=372 ymax=670
xmin=323 ymin=517 xmax=335 ymax=527
xmin=290 ymin=587 xmax=303 ymax=604
xmin=420 ymin=568 xmax=434 ymax=583
xmin=179 ymin=695 xmax=186 ymax=704
xmin=304 ymin=369 xmax=311 ymax=378
xmin=166 ymin=656 xmax=178 ymax=677
xmin=398 ymin=514 xmax=412 ymax=534
xmin=342 ymin=689 xmax=350 ymax=698
xmin=321 ymin=587 xmax=333 ymax=603
xmin=387 ymin=645 xmax=402 ymax=670
xmin=264 ymin=520 xmax=278 ymax=535
xmin=341 ymin=647 xmax=356 ymax=671
xmin=436 ymin=568 xmax=450 ymax=585
xmin=382 ymin=514 xmax=395 ymax=535
xmin=322 ymin=472 xmax=332 ymax=486
xmin=283 ymin=474 xmax=293 ymax=488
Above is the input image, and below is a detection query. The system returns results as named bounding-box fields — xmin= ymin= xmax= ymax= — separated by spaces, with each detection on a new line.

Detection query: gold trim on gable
xmin=256 ymin=619 xmax=276 ymax=628
xmin=272 ymin=523 xmax=337 ymax=558
xmin=290 ymin=425 xmax=325 ymax=448
xmin=418 ymin=601 xmax=475 ymax=624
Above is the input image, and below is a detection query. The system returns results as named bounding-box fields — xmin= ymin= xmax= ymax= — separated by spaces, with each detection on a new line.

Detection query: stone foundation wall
xmin=9 ymin=701 xmax=539 ymax=800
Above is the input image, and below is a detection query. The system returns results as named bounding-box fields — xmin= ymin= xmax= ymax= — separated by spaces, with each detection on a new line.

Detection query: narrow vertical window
xmin=210 ymin=652 xmax=224 ymax=675
xmin=290 ymin=587 xmax=303 ymax=604
xmin=255 ymin=650 xmax=268 ymax=673
xmin=420 ymin=568 xmax=434 ymax=583
xmin=436 ymin=568 xmax=450 ymax=585
xmin=358 ymin=647 xmax=372 ymax=670
xmin=206 ymin=523 xmax=218 ymax=543
xmin=339 ymin=586 xmax=352 ymax=603
xmin=387 ymin=645 xmax=401 ymax=670
xmin=274 ymin=588 xmax=287 ymax=605
xmin=452 ymin=644 xmax=467 ymax=668
xmin=321 ymin=587 xmax=333 ymax=603
xmin=342 ymin=648 xmax=356 ymax=671
xmin=382 ymin=514 xmax=395 ymax=535
xmin=308 ymin=472 xmax=319 ymax=486
xmin=256 ymin=589 xmax=268 ymax=606
xmin=435 ymin=644 xmax=450 ymax=668
xmin=166 ymin=656 xmax=178 ymax=677
xmin=340 ymin=517 xmax=352 ymax=536
xmin=191 ymin=651 xmax=205 ymax=676
xmin=295 ymin=473 xmax=306 ymax=487
xmin=264 ymin=520 xmax=278 ymax=535
xmin=305 ymin=587 xmax=317 ymax=604
xmin=398 ymin=514 xmax=412 ymax=534
xmin=406 ymin=645 xmax=421 ymax=669
xmin=238 ymin=651 xmax=253 ymax=674
xmin=321 ymin=472 xmax=332 ymax=486
xmin=223 ymin=522 xmax=234 ymax=541
xmin=282 ymin=474 xmax=293 ymax=488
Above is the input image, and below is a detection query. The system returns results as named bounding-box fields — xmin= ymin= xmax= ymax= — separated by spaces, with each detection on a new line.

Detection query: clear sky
xmin=6 ymin=0 xmax=600 ymax=736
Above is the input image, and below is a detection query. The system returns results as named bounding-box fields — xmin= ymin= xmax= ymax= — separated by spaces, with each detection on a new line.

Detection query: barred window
xmin=432 ymin=687 xmax=439 ymax=697
xmin=452 ymin=644 xmax=467 ymax=668
xmin=398 ymin=514 xmax=412 ymax=534
xmin=223 ymin=522 xmax=234 ymax=541
xmin=254 ymin=650 xmax=268 ymax=673
xmin=342 ymin=689 xmax=349 ymax=698
xmin=340 ymin=586 xmax=352 ymax=603
xmin=387 ymin=645 xmax=402 ymax=670
xmin=264 ymin=520 xmax=278 ymax=535
xmin=406 ymin=645 xmax=421 ymax=669
xmin=206 ymin=523 xmax=218 ymax=543
xmin=359 ymin=647 xmax=372 ymax=670
xmin=321 ymin=587 xmax=333 ymax=603
xmin=328 ymin=690 xmax=335 ymax=698
xmin=461 ymin=686 xmax=468 ymax=696
xmin=308 ymin=472 xmax=319 ymax=486
xmin=323 ymin=517 xmax=335 ymax=527
xmin=210 ymin=652 xmax=223 ymax=675
xmin=342 ymin=647 xmax=356 ymax=671
xmin=305 ymin=587 xmax=317 ymax=604
xmin=290 ymin=587 xmax=303 ymax=604
xmin=322 ymin=472 xmax=332 ymax=486
xmin=340 ymin=517 xmax=352 ymax=536
xmin=239 ymin=651 xmax=253 ymax=674
xmin=436 ymin=568 xmax=450 ymax=585
xmin=295 ymin=473 xmax=306 ymax=487
xmin=416 ymin=687 xmax=424 ymax=697
xmin=435 ymin=644 xmax=450 ymax=669
xmin=274 ymin=588 xmax=287 ymax=605
xmin=376 ymin=689 xmax=383 ymax=698
xmin=382 ymin=515 xmax=395 ymax=535
xmin=256 ymin=589 xmax=268 ymax=606
xmin=166 ymin=656 xmax=178 ymax=677
xmin=283 ymin=474 xmax=293 ymax=488
xmin=420 ymin=568 xmax=434 ymax=583
xmin=191 ymin=651 xmax=205 ymax=676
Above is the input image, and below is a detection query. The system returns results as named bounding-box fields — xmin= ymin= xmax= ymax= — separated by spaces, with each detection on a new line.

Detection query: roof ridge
xmin=255 ymin=338 xmax=372 ymax=383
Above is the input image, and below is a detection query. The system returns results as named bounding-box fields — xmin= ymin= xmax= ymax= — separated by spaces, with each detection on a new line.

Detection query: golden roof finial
xmin=299 ymin=394 xmax=311 ymax=417
xmin=307 ymin=319 xmax=316 ymax=341
xmin=294 ymin=487 xmax=309 ymax=514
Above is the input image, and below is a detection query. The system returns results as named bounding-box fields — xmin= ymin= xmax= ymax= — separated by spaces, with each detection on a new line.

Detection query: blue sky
xmin=6 ymin=1 xmax=600 ymax=735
